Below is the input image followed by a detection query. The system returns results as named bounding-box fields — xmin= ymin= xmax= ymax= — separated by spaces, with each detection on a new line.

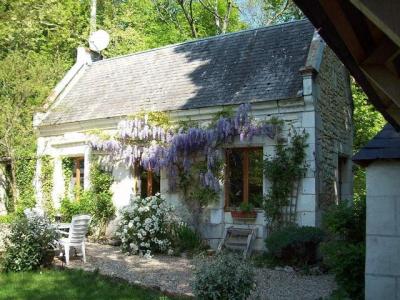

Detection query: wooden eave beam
xmin=350 ymin=0 xmax=400 ymax=47
xmin=320 ymin=0 xmax=366 ymax=62
xmin=293 ymin=0 xmax=400 ymax=130
xmin=361 ymin=64 xmax=400 ymax=109
xmin=362 ymin=37 xmax=399 ymax=65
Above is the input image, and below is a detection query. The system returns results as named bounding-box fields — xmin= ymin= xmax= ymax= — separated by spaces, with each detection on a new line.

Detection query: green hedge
xmin=265 ymin=225 xmax=325 ymax=266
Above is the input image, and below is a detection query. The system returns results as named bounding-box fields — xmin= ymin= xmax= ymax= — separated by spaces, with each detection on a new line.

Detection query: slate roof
xmin=353 ymin=124 xmax=400 ymax=166
xmin=41 ymin=19 xmax=315 ymax=126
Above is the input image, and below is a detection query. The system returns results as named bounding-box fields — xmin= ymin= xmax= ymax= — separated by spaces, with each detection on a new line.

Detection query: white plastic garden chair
xmin=57 ymin=215 xmax=91 ymax=265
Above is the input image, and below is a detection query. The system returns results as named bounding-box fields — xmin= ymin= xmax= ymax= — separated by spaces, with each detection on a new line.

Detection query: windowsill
xmin=224 ymin=207 xmax=263 ymax=213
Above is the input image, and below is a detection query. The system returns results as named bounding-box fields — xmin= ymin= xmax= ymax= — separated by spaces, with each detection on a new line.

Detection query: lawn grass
xmin=0 ymin=268 xmax=174 ymax=300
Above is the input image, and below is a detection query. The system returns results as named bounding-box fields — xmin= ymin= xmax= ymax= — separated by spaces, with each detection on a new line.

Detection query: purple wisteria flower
xmin=90 ymin=104 xmax=277 ymax=191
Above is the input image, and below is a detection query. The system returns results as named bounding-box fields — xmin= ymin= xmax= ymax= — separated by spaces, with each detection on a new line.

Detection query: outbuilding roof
xmin=41 ymin=19 xmax=315 ymax=126
xmin=353 ymin=124 xmax=400 ymax=166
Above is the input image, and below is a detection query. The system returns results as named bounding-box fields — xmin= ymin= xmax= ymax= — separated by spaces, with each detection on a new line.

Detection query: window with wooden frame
xmin=72 ymin=157 xmax=85 ymax=189
xmin=224 ymin=147 xmax=263 ymax=208
xmin=133 ymin=164 xmax=160 ymax=198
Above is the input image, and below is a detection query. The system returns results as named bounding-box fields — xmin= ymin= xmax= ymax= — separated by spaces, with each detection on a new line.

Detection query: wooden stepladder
xmin=217 ymin=226 xmax=257 ymax=258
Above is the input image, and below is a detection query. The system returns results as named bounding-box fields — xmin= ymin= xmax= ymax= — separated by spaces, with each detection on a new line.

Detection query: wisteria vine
xmin=90 ymin=104 xmax=278 ymax=192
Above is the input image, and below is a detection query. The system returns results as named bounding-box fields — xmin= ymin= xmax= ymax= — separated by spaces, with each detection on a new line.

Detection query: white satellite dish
xmin=88 ymin=30 xmax=110 ymax=52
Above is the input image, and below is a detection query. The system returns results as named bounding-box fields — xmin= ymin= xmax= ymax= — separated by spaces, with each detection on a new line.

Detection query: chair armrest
xmin=56 ymin=230 xmax=69 ymax=236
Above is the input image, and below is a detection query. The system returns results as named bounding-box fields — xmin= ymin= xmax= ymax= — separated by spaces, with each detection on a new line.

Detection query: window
xmin=224 ymin=147 xmax=263 ymax=208
xmin=72 ymin=157 xmax=84 ymax=189
xmin=337 ymin=156 xmax=350 ymax=203
xmin=133 ymin=164 xmax=160 ymax=198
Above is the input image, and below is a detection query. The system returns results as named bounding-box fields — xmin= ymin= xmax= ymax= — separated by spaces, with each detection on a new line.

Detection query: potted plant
xmin=231 ymin=203 xmax=257 ymax=220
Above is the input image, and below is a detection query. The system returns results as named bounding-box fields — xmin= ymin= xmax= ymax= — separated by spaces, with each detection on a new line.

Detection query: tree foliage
xmin=238 ymin=0 xmax=303 ymax=27
xmin=0 ymin=0 xmax=247 ymax=212
xmin=0 ymin=52 xmax=66 ymax=210
xmin=352 ymin=80 xmax=385 ymax=202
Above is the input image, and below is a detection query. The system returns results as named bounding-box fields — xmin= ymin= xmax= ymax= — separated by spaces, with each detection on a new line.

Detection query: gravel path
xmin=65 ymin=243 xmax=336 ymax=299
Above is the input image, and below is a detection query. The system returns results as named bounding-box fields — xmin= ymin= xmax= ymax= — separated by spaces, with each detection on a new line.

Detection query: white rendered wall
xmin=365 ymin=160 xmax=400 ymax=300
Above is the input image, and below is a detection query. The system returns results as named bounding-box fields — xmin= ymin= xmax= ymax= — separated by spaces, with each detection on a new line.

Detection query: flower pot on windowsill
xmin=230 ymin=210 xmax=257 ymax=220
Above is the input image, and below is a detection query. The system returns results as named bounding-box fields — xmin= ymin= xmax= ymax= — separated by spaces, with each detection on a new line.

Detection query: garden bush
xmin=192 ymin=252 xmax=255 ymax=300
xmin=60 ymin=190 xmax=115 ymax=238
xmin=320 ymin=200 xmax=365 ymax=299
xmin=1 ymin=215 xmax=57 ymax=272
xmin=60 ymin=195 xmax=91 ymax=221
xmin=172 ymin=223 xmax=204 ymax=255
xmin=0 ymin=213 xmax=18 ymax=224
xmin=116 ymin=193 xmax=177 ymax=258
xmin=265 ymin=225 xmax=325 ymax=266
xmin=60 ymin=162 xmax=115 ymax=238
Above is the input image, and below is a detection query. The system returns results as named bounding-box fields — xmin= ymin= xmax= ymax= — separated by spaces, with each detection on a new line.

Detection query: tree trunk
xmin=90 ymin=0 xmax=97 ymax=34
xmin=8 ymin=155 xmax=19 ymax=212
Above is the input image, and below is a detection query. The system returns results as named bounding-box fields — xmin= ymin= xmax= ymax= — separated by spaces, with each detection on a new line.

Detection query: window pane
xmin=248 ymin=149 xmax=263 ymax=207
xmin=226 ymin=149 xmax=243 ymax=207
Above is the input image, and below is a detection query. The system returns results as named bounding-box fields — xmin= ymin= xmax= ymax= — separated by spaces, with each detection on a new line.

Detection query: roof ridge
xmin=92 ymin=19 xmax=310 ymax=65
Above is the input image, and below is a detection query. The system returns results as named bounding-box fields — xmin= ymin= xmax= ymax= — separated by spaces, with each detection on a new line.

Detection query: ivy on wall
xmin=61 ymin=157 xmax=74 ymax=198
xmin=263 ymin=128 xmax=309 ymax=233
xmin=14 ymin=158 xmax=36 ymax=212
xmin=40 ymin=155 xmax=54 ymax=217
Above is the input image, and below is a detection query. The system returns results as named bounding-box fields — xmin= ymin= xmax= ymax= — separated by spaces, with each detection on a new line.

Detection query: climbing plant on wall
xmin=61 ymin=157 xmax=74 ymax=198
xmin=89 ymin=103 xmax=280 ymax=229
xmin=263 ymin=128 xmax=309 ymax=233
xmin=90 ymin=104 xmax=278 ymax=192
xmin=40 ymin=155 xmax=54 ymax=217
xmin=14 ymin=158 xmax=36 ymax=212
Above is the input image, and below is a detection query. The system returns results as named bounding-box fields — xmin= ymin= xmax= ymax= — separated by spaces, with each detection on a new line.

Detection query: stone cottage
xmin=353 ymin=124 xmax=400 ymax=299
xmin=33 ymin=19 xmax=353 ymax=250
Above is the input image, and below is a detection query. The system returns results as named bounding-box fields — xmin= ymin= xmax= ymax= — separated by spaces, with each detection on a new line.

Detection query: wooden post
xmin=74 ymin=158 xmax=81 ymax=201
xmin=224 ymin=149 xmax=230 ymax=208
xmin=243 ymin=148 xmax=249 ymax=203
xmin=75 ymin=158 xmax=81 ymax=190
xmin=132 ymin=163 xmax=139 ymax=196
xmin=147 ymin=170 xmax=153 ymax=196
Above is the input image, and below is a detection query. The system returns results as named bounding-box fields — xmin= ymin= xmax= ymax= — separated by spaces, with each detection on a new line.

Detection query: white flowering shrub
xmin=116 ymin=193 xmax=177 ymax=258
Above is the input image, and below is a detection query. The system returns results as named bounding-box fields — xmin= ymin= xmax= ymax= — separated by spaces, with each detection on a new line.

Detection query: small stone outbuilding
xmin=353 ymin=124 xmax=400 ymax=299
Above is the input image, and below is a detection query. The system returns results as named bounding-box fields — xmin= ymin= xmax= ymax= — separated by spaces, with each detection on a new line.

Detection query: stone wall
xmin=314 ymin=47 xmax=353 ymax=222
xmin=365 ymin=161 xmax=400 ymax=299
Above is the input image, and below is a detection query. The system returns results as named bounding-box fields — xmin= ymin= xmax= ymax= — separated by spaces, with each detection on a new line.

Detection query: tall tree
xmin=238 ymin=0 xmax=302 ymax=27
xmin=0 ymin=0 xmax=245 ymax=211
xmin=0 ymin=52 xmax=66 ymax=210
xmin=352 ymin=80 xmax=385 ymax=202
xmin=0 ymin=0 xmax=90 ymax=62
xmin=153 ymin=0 xmax=245 ymax=38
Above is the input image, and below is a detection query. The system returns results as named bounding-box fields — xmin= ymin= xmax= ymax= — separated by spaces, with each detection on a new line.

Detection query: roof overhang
xmin=294 ymin=0 xmax=400 ymax=130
